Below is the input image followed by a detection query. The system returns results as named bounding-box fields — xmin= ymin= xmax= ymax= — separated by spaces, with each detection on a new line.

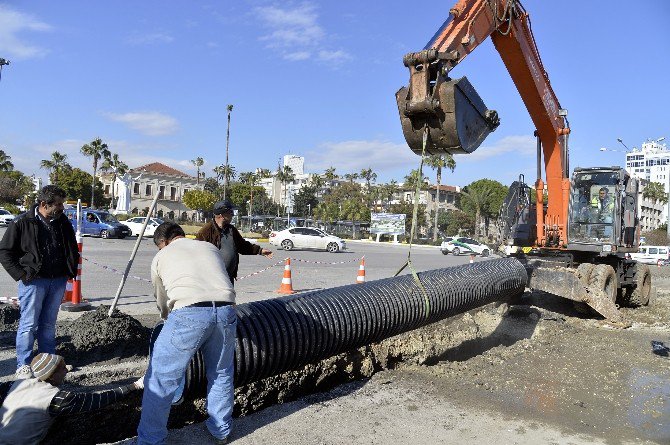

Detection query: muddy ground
xmin=1 ymin=266 xmax=669 ymax=444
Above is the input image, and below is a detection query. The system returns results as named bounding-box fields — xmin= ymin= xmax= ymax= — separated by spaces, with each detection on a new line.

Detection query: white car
xmin=122 ymin=217 xmax=164 ymax=237
xmin=440 ymin=236 xmax=490 ymax=257
xmin=0 ymin=209 xmax=15 ymax=226
xmin=269 ymin=227 xmax=346 ymax=253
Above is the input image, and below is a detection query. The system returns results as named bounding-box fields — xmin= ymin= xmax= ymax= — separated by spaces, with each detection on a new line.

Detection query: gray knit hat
xmin=30 ymin=353 xmax=65 ymax=381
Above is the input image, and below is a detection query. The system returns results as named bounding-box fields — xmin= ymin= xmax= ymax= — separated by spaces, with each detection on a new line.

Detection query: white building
xmin=259 ymin=156 xmax=313 ymax=212
xmin=624 ymin=138 xmax=669 ymax=230
xmin=283 ymin=155 xmax=304 ymax=175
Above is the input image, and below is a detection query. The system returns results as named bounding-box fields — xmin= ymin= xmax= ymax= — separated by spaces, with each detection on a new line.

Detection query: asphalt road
xmin=0 ymin=228 xmax=487 ymax=316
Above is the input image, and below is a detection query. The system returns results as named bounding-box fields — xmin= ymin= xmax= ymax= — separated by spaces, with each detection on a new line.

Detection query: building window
xmin=133 ymin=183 xmax=140 ymax=195
xmin=159 ymin=186 xmax=165 ymax=199
xmin=447 ymin=194 xmax=454 ymax=204
xmin=431 ymin=193 xmax=436 ymax=202
xmin=104 ymin=185 xmax=110 ymax=195
xmin=170 ymin=187 xmax=177 ymax=200
xmin=145 ymin=184 xmax=152 ymax=197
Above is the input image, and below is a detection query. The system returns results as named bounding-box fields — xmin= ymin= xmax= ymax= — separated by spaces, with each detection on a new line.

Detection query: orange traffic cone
xmin=277 ymin=258 xmax=295 ymax=294
xmin=469 ymin=254 xmax=475 ymax=264
xmin=62 ymin=279 xmax=73 ymax=303
xmin=61 ymin=234 xmax=93 ymax=312
xmin=356 ymin=257 xmax=366 ymax=284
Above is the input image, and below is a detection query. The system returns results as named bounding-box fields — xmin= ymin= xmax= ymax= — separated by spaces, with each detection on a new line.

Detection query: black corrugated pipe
xmin=234 ymin=258 xmax=526 ymax=386
xmin=157 ymin=258 xmax=527 ymax=400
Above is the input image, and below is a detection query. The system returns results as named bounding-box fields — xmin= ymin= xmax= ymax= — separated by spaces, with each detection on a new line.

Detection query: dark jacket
xmin=0 ymin=206 xmax=79 ymax=281
xmin=195 ymin=221 xmax=261 ymax=279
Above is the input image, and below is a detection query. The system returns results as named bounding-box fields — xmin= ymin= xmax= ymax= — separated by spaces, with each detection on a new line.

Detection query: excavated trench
xmin=1 ymin=260 xmax=529 ymax=444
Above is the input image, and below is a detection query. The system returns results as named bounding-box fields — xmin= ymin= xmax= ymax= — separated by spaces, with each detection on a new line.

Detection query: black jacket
xmin=0 ymin=206 xmax=79 ymax=281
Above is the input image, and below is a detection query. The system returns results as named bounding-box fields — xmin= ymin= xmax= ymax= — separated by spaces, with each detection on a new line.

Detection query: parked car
xmin=122 ymin=217 xmax=164 ymax=237
xmin=64 ymin=209 xmax=131 ymax=239
xmin=0 ymin=208 xmax=15 ymax=226
xmin=630 ymin=245 xmax=669 ymax=265
xmin=440 ymin=236 xmax=490 ymax=257
xmin=439 ymin=236 xmax=455 ymax=254
xmin=269 ymin=227 xmax=346 ymax=253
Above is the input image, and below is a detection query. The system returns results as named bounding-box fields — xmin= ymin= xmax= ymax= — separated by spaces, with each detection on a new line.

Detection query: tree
xmin=58 ymin=168 xmax=109 ymax=208
xmin=426 ymin=154 xmax=456 ymax=241
xmin=40 ymin=151 xmax=71 ymax=184
xmin=324 ymin=167 xmax=338 ymax=182
xmin=80 ymin=138 xmax=111 ymax=208
xmin=276 ymin=165 xmax=295 ymax=214
xmin=100 ymin=153 xmax=128 ymax=209
xmin=438 ymin=209 xmax=474 ymax=236
xmin=380 ymin=180 xmax=399 ymax=211
xmin=343 ymin=172 xmax=359 ymax=183
xmin=0 ymin=150 xmax=14 ymax=172
xmin=0 ymin=170 xmax=32 ymax=205
xmin=390 ymin=201 xmax=427 ymax=238
xmin=359 ymin=167 xmax=377 ymax=208
xmin=403 ymin=168 xmax=428 ymax=192
xmin=224 ymin=104 xmax=234 ymax=200
xmin=182 ymin=189 xmax=216 ymax=213
xmin=239 ymin=171 xmax=258 ymax=216
xmin=293 ymin=185 xmax=319 ymax=218
xmin=190 ymin=157 xmax=205 ymax=185
xmin=459 ymin=179 xmax=508 ymax=238
xmin=213 ymin=165 xmax=226 ymax=185
xmin=315 ymin=182 xmax=368 ymax=222
xmin=643 ymin=181 xmax=668 ymax=204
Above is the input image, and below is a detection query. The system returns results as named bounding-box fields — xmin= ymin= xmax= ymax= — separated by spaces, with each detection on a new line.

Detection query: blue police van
xmin=64 ymin=208 xmax=131 ymax=239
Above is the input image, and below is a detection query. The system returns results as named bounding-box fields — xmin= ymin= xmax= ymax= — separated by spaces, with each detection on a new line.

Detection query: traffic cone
xmin=469 ymin=254 xmax=475 ymax=264
xmin=356 ymin=257 xmax=366 ymax=284
xmin=61 ymin=234 xmax=93 ymax=312
xmin=62 ymin=279 xmax=73 ymax=303
xmin=277 ymin=258 xmax=295 ymax=294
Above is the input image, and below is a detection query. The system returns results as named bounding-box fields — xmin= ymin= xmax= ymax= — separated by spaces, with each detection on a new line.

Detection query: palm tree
xmin=643 ymin=181 xmax=668 ymax=204
xmin=0 ymin=150 xmax=14 ymax=172
xmin=276 ymin=165 xmax=295 ymax=215
xmin=191 ymin=157 xmax=204 ymax=185
xmin=324 ymin=167 xmax=337 ymax=182
xmin=403 ymin=169 xmax=428 ymax=194
xmin=384 ymin=180 xmax=399 ymax=211
xmin=426 ymin=154 xmax=456 ymax=241
xmin=80 ymin=138 xmax=111 ymax=207
xmin=40 ymin=151 xmax=71 ymax=184
xmin=344 ymin=172 xmax=359 ymax=183
xmin=239 ymin=171 xmax=258 ymax=216
xmin=224 ymin=104 xmax=234 ymax=200
xmin=100 ymin=153 xmax=129 ymax=209
xmin=359 ymin=167 xmax=377 ymax=208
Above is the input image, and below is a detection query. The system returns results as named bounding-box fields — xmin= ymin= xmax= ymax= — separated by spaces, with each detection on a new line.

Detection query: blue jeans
xmin=16 ymin=277 xmax=68 ymax=368
xmin=137 ymin=304 xmax=237 ymax=445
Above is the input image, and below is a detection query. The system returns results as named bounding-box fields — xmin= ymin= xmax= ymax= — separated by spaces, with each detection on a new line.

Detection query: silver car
xmin=0 ymin=209 xmax=15 ymax=226
xmin=269 ymin=227 xmax=346 ymax=253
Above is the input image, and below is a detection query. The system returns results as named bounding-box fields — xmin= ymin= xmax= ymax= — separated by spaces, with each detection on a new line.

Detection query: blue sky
xmin=0 ymin=1 xmax=668 ymax=189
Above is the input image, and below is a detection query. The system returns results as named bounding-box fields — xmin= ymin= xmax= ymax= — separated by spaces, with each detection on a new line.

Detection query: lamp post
xmin=307 ymin=203 xmax=311 ymax=219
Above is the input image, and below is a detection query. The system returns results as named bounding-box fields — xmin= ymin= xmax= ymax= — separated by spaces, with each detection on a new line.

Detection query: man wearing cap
xmin=0 ymin=185 xmax=79 ymax=379
xmin=196 ymin=199 xmax=273 ymax=285
xmin=0 ymin=353 xmax=143 ymax=444
xmin=137 ymin=222 xmax=236 ymax=445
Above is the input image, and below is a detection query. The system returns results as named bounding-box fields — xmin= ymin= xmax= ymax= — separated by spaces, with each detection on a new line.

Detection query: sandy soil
xmin=2 ymin=264 xmax=669 ymax=444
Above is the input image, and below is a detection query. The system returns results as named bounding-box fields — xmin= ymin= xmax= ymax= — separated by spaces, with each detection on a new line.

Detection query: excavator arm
xmin=396 ymin=0 xmax=570 ymax=247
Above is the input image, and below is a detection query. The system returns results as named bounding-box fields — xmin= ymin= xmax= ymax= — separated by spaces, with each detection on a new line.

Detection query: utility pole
xmin=223 ymin=104 xmax=233 ymax=200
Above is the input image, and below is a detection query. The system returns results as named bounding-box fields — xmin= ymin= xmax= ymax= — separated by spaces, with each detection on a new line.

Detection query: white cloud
xmin=0 ymin=5 xmax=51 ymax=59
xmin=306 ymin=139 xmax=418 ymax=174
xmin=125 ymin=32 xmax=174 ymax=45
xmin=255 ymin=2 xmax=352 ymax=65
xmin=454 ymin=135 xmax=536 ymax=162
xmin=103 ymin=111 xmax=179 ymax=136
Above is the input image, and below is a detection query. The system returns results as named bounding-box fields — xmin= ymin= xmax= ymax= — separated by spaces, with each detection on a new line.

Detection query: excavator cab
xmin=396 ymin=50 xmax=500 ymax=155
xmin=567 ymin=167 xmax=639 ymax=252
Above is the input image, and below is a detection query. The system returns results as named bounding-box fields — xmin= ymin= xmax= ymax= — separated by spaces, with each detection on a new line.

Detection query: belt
xmin=185 ymin=301 xmax=234 ymax=308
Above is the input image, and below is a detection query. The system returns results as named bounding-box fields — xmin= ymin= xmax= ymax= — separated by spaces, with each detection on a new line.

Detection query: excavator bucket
xmin=396 ymin=76 xmax=500 ymax=155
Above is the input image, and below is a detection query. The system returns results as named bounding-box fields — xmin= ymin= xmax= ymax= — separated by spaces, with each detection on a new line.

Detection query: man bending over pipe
xmin=137 ymin=222 xmax=236 ymax=445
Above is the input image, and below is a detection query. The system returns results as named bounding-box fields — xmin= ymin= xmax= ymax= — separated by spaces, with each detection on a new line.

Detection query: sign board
xmin=370 ymin=213 xmax=406 ymax=235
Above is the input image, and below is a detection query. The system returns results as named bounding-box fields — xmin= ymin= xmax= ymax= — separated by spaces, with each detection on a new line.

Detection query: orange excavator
xmin=396 ymin=0 xmax=650 ymax=324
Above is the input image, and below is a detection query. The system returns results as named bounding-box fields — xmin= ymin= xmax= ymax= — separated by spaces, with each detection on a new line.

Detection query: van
xmin=630 ymin=245 xmax=669 ymax=265
xmin=64 ymin=209 xmax=130 ymax=239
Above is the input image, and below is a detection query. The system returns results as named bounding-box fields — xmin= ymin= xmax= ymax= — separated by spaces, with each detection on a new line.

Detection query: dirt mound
xmin=0 ymin=304 xmax=19 ymax=331
xmin=56 ymin=305 xmax=150 ymax=366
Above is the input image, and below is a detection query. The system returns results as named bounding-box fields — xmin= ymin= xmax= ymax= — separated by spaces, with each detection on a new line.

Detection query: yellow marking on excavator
xmin=522 ymin=247 xmax=533 ymax=254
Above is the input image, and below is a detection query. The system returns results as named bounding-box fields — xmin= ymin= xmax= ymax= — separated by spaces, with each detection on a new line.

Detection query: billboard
xmin=370 ymin=213 xmax=406 ymax=235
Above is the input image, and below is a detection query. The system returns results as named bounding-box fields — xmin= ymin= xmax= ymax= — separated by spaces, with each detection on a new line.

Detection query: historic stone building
xmin=101 ymin=162 xmax=203 ymax=220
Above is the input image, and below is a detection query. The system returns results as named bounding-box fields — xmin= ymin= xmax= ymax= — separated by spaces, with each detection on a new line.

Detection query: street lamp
xmin=307 ymin=203 xmax=311 ymax=219
xmin=616 ymin=138 xmax=630 ymax=152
